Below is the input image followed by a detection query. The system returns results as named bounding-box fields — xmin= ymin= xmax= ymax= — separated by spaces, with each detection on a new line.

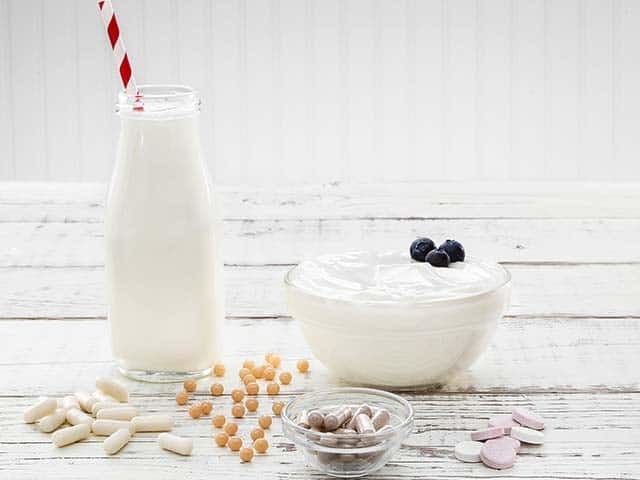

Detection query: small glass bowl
xmin=281 ymin=387 xmax=414 ymax=478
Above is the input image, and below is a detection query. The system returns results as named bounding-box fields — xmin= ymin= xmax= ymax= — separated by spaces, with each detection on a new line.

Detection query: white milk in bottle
xmin=106 ymin=85 xmax=223 ymax=381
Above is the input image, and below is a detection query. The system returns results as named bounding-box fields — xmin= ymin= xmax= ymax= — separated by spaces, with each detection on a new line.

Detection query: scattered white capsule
xmin=454 ymin=440 xmax=483 ymax=463
xmin=92 ymin=390 xmax=119 ymax=404
xmin=158 ymin=432 xmax=193 ymax=456
xmin=307 ymin=409 xmax=325 ymax=428
xmin=346 ymin=404 xmax=372 ymax=429
xmin=62 ymin=395 xmax=80 ymax=411
xmin=91 ymin=401 xmax=122 ymax=416
xmin=511 ymin=426 xmax=544 ymax=445
xmin=66 ymin=408 xmax=94 ymax=426
xmin=74 ymin=392 xmax=97 ymax=413
xmin=131 ymin=415 xmax=174 ymax=432
xmin=96 ymin=377 xmax=129 ymax=403
xmin=354 ymin=413 xmax=375 ymax=434
xmin=103 ymin=428 xmax=132 ymax=455
xmin=23 ymin=397 xmax=57 ymax=423
xmin=371 ymin=409 xmax=390 ymax=430
xmin=324 ymin=406 xmax=352 ymax=431
xmin=52 ymin=424 xmax=91 ymax=447
xmin=92 ymin=419 xmax=135 ymax=436
xmin=96 ymin=406 xmax=138 ymax=421
xmin=38 ymin=408 xmax=67 ymax=433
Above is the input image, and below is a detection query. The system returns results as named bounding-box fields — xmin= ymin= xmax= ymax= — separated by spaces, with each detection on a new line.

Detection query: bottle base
xmin=117 ymin=365 xmax=212 ymax=383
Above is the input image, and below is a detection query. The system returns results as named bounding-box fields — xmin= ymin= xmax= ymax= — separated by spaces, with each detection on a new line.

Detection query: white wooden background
xmin=1 ymin=0 xmax=640 ymax=184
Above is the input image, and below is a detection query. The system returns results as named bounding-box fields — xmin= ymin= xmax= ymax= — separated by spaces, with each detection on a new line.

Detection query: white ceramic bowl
xmin=285 ymin=252 xmax=511 ymax=389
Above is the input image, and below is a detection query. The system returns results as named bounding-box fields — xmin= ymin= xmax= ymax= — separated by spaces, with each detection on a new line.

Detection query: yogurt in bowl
xmin=285 ymin=251 xmax=511 ymax=388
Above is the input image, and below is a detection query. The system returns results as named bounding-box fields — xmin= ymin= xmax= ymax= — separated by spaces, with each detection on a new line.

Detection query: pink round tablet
xmin=487 ymin=435 xmax=521 ymax=453
xmin=480 ymin=438 xmax=517 ymax=470
xmin=470 ymin=426 xmax=504 ymax=441
xmin=512 ymin=407 xmax=545 ymax=430
xmin=488 ymin=413 xmax=519 ymax=434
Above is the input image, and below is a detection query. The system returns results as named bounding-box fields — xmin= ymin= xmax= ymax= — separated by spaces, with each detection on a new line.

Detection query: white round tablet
xmin=454 ymin=440 xmax=483 ymax=462
xmin=511 ymin=426 xmax=544 ymax=445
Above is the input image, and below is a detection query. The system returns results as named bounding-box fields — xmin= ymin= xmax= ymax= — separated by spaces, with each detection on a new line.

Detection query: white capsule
xmin=92 ymin=390 xmax=119 ymax=404
xmin=38 ymin=408 xmax=67 ymax=433
xmin=354 ymin=413 xmax=375 ymax=434
xmin=52 ymin=423 xmax=91 ymax=447
xmin=297 ymin=410 xmax=310 ymax=429
xmin=97 ymin=406 xmax=138 ymax=421
xmin=95 ymin=377 xmax=129 ymax=403
xmin=74 ymin=392 xmax=97 ymax=413
xmin=307 ymin=409 xmax=325 ymax=428
xmin=371 ymin=408 xmax=391 ymax=430
xmin=346 ymin=404 xmax=372 ymax=429
xmin=92 ymin=419 xmax=135 ymax=436
xmin=91 ymin=401 xmax=123 ymax=416
xmin=23 ymin=397 xmax=57 ymax=423
xmin=66 ymin=407 xmax=94 ymax=426
xmin=324 ymin=406 xmax=352 ymax=431
xmin=103 ymin=428 xmax=132 ymax=455
xmin=62 ymin=395 xmax=80 ymax=411
xmin=158 ymin=432 xmax=193 ymax=456
xmin=131 ymin=415 xmax=174 ymax=432
xmin=511 ymin=426 xmax=544 ymax=445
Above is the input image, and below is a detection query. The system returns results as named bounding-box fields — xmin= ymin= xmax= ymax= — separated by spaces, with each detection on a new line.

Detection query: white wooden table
xmin=1 ymin=182 xmax=639 ymax=479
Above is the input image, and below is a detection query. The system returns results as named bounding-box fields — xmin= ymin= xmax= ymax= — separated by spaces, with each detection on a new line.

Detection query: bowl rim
xmin=281 ymin=386 xmax=414 ymax=441
xmin=284 ymin=252 xmax=512 ymax=307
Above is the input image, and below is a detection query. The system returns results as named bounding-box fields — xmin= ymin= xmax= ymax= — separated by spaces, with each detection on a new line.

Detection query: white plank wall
xmin=1 ymin=0 xmax=640 ymax=183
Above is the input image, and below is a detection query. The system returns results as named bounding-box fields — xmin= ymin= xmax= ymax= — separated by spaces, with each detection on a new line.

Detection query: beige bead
xmin=258 ymin=415 xmax=272 ymax=429
xmin=238 ymin=368 xmax=251 ymax=379
xmin=232 ymin=404 xmax=246 ymax=418
xmin=245 ymin=398 xmax=259 ymax=412
xmin=213 ymin=364 xmax=226 ymax=377
xmin=246 ymin=382 xmax=259 ymax=395
xmin=263 ymin=366 xmax=276 ymax=381
xmin=242 ymin=374 xmax=257 ymax=386
xmin=215 ymin=432 xmax=229 ymax=447
xmin=231 ymin=389 xmax=245 ymax=403
xmin=254 ymin=438 xmax=269 ymax=454
xmin=175 ymin=391 xmax=189 ymax=405
xmin=297 ymin=359 xmax=310 ymax=373
xmin=250 ymin=427 xmax=264 ymax=441
xmin=267 ymin=383 xmax=280 ymax=395
xmin=267 ymin=354 xmax=281 ymax=368
xmin=212 ymin=414 xmax=226 ymax=428
xmin=251 ymin=365 xmax=265 ymax=379
xmin=272 ymin=401 xmax=284 ymax=416
xmin=228 ymin=436 xmax=243 ymax=452
xmin=279 ymin=371 xmax=293 ymax=385
xmin=265 ymin=352 xmax=274 ymax=362
xmin=183 ymin=379 xmax=197 ymax=392
xmin=240 ymin=447 xmax=254 ymax=462
xmin=224 ymin=422 xmax=238 ymax=436
xmin=210 ymin=383 xmax=224 ymax=396
xmin=188 ymin=404 xmax=203 ymax=419
xmin=201 ymin=401 xmax=213 ymax=415
xmin=243 ymin=359 xmax=256 ymax=370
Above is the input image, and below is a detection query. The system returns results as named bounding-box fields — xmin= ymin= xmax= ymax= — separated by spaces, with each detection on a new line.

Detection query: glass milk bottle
xmin=106 ymin=85 xmax=223 ymax=382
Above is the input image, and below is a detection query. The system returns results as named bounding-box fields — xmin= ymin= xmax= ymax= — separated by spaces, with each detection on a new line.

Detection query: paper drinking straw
xmin=97 ymin=0 xmax=138 ymax=96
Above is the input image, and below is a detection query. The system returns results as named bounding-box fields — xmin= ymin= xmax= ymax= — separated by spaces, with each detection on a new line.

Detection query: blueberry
xmin=410 ymin=237 xmax=436 ymax=262
xmin=426 ymin=249 xmax=450 ymax=267
xmin=438 ymin=239 xmax=465 ymax=262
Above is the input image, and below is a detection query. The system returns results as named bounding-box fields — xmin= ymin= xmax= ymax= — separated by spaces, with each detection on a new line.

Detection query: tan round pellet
xmin=263 ymin=366 xmax=276 ymax=380
xmin=245 ymin=398 xmax=259 ymax=412
xmin=212 ymin=414 xmax=226 ymax=428
xmin=228 ymin=436 xmax=243 ymax=452
xmin=188 ymin=404 xmax=203 ymax=419
xmin=175 ymin=391 xmax=189 ymax=406
xmin=252 ymin=365 xmax=265 ymax=379
xmin=267 ymin=382 xmax=280 ymax=395
xmin=240 ymin=447 xmax=254 ymax=462
xmin=254 ymin=438 xmax=269 ymax=454
xmin=183 ymin=379 xmax=197 ymax=392
xmin=201 ymin=401 xmax=213 ymax=415
xmin=267 ymin=354 xmax=281 ymax=368
xmin=231 ymin=404 xmax=245 ymax=418
xmin=238 ymin=368 xmax=251 ymax=379
xmin=231 ymin=389 xmax=244 ymax=403
xmin=215 ymin=432 xmax=229 ymax=447
xmin=210 ymin=383 xmax=224 ymax=396
xmin=258 ymin=415 xmax=272 ymax=429
xmin=265 ymin=352 xmax=274 ymax=362
xmin=272 ymin=401 xmax=284 ymax=416
xmin=246 ymin=382 xmax=259 ymax=395
xmin=243 ymin=359 xmax=256 ymax=370
xmin=242 ymin=374 xmax=256 ymax=386
xmin=279 ymin=371 xmax=292 ymax=385
xmin=297 ymin=359 xmax=310 ymax=373
xmin=213 ymin=364 xmax=226 ymax=377
xmin=224 ymin=422 xmax=238 ymax=436
xmin=250 ymin=427 xmax=264 ymax=441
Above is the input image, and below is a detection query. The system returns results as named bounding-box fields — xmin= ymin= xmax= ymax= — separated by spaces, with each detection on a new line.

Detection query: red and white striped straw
xmin=97 ymin=0 xmax=137 ymax=95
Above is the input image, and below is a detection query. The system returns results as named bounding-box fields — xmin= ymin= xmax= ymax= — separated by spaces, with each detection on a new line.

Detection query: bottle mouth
xmin=117 ymin=84 xmax=200 ymax=116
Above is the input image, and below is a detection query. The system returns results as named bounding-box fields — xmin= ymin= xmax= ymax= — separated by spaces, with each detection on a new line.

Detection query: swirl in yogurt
xmin=287 ymin=251 xmax=508 ymax=303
